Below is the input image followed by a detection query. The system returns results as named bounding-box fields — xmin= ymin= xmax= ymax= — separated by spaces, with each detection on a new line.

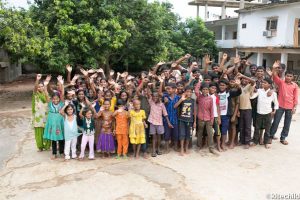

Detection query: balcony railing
xmin=216 ymin=39 xmax=237 ymax=48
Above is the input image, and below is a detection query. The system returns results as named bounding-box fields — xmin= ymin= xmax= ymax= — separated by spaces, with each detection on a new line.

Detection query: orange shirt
xmin=115 ymin=111 xmax=129 ymax=135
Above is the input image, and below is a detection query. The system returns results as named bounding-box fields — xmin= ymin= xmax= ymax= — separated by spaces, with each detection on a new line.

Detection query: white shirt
xmin=218 ymin=91 xmax=229 ymax=116
xmin=210 ymin=94 xmax=219 ymax=117
xmin=252 ymin=89 xmax=279 ymax=115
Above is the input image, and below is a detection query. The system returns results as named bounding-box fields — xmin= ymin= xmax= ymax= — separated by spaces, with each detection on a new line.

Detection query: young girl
xmin=96 ymin=99 xmax=115 ymax=157
xmin=79 ymin=103 xmax=97 ymax=160
xmin=113 ymin=99 xmax=130 ymax=159
xmin=60 ymin=103 xmax=80 ymax=160
xmin=32 ymin=74 xmax=51 ymax=151
xmin=129 ymin=99 xmax=147 ymax=158
xmin=43 ymin=76 xmax=65 ymax=159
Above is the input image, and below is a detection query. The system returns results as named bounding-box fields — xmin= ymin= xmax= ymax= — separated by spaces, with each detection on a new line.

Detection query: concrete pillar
xmin=204 ymin=3 xmax=208 ymax=21
xmin=221 ymin=4 xmax=226 ymax=19
xmin=257 ymin=52 xmax=263 ymax=66
xmin=239 ymin=0 xmax=245 ymax=9
xmin=281 ymin=53 xmax=288 ymax=73
xmin=221 ymin=25 xmax=226 ymax=40
xmin=197 ymin=5 xmax=199 ymax=18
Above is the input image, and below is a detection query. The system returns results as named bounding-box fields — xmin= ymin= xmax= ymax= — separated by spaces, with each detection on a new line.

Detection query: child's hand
xmin=164 ymin=97 xmax=169 ymax=104
xmin=44 ymin=75 xmax=52 ymax=85
xmin=110 ymin=70 xmax=115 ymax=76
xmin=193 ymin=122 xmax=196 ymax=129
xmin=168 ymin=123 xmax=174 ymax=129
xmin=66 ymin=64 xmax=72 ymax=72
xmin=65 ymin=100 xmax=70 ymax=105
xmin=36 ymin=74 xmax=42 ymax=81
xmin=80 ymin=68 xmax=88 ymax=76
xmin=112 ymin=130 xmax=116 ymax=136
xmin=80 ymin=103 xmax=86 ymax=108
xmin=144 ymin=123 xmax=148 ymax=129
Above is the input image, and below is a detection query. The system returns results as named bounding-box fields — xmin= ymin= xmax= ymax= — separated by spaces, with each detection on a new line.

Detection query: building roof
xmin=188 ymin=0 xmax=264 ymax=8
xmin=205 ymin=17 xmax=238 ymax=26
xmin=236 ymin=0 xmax=300 ymax=13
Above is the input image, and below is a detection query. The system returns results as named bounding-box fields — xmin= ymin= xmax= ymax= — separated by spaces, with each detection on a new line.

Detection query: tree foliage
xmin=0 ymin=0 xmax=218 ymax=73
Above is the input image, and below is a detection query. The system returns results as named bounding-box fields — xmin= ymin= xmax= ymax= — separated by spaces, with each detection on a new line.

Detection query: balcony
xmin=216 ymin=39 xmax=237 ymax=49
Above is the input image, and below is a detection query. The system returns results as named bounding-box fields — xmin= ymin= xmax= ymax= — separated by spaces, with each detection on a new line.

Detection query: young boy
xmin=238 ymin=73 xmax=256 ymax=149
xmin=147 ymin=91 xmax=172 ymax=157
xmin=209 ymin=82 xmax=221 ymax=152
xmin=174 ymin=86 xmax=196 ymax=156
xmin=194 ymin=81 xmax=216 ymax=154
xmin=218 ymin=79 xmax=241 ymax=151
xmin=250 ymin=78 xmax=278 ymax=149
xmin=270 ymin=61 xmax=298 ymax=145
xmin=162 ymin=83 xmax=180 ymax=152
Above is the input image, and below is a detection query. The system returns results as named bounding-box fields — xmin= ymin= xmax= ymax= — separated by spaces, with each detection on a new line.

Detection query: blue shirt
xmin=162 ymin=93 xmax=180 ymax=125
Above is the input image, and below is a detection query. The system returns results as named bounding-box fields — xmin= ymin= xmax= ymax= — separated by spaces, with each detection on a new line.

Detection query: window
xmin=266 ymin=18 xmax=278 ymax=31
xmin=242 ymin=23 xmax=247 ymax=29
xmin=233 ymin=31 xmax=237 ymax=39
xmin=266 ymin=18 xmax=278 ymax=37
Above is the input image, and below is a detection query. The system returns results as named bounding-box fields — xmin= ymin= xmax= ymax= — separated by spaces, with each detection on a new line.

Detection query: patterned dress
xmin=129 ymin=110 xmax=146 ymax=144
xmin=32 ymin=92 xmax=51 ymax=150
xmin=43 ymin=101 xmax=64 ymax=141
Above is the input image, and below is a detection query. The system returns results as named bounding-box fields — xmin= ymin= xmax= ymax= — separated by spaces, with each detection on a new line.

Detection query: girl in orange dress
xmin=113 ymin=99 xmax=130 ymax=159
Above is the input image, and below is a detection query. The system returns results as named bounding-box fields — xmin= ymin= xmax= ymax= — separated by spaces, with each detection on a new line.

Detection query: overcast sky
xmin=5 ymin=0 xmax=238 ymax=20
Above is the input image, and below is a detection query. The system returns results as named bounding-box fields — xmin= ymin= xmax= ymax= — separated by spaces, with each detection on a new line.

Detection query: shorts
xmin=213 ymin=117 xmax=221 ymax=136
xmin=179 ymin=120 xmax=192 ymax=140
xmin=220 ymin=115 xmax=230 ymax=135
xmin=164 ymin=123 xmax=179 ymax=141
xmin=149 ymin=123 xmax=164 ymax=135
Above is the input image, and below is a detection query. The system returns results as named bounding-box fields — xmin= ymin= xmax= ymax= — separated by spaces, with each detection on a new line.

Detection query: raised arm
xmin=203 ymin=54 xmax=212 ymax=74
xmin=34 ymin=74 xmax=42 ymax=92
xmin=43 ymin=75 xmax=52 ymax=102
xmin=66 ymin=64 xmax=72 ymax=83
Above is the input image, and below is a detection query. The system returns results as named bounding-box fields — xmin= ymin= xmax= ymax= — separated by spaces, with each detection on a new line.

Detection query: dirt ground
xmin=0 ymin=77 xmax=300 ymax=200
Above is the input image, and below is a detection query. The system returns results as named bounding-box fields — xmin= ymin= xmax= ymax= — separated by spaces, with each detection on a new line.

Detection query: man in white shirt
xmin=250 ymin=78 xmax=279 ymax=149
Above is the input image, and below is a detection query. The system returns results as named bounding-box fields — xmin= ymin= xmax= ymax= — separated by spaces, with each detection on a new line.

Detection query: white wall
xmin=238 ymin=3 xmax=300 ymax=48
xmin=225 ymin=24 xmax=237 ymax=40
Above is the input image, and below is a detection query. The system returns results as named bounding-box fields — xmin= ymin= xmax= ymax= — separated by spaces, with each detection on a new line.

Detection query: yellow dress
xmin=129 ymin=110 xmax=146 ymax=144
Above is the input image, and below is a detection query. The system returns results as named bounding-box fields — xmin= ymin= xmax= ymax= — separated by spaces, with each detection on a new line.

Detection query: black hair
xmin=250 ymin=64 xmax=257 ymax=69
xmin=185 ymin=86 xmax=193 ymax=91
xmin=51 ymin=92 xmax=61 ymax=98
xmin=76 ymin=89 xmax=85 ymax=95
xmin=117 ymin=99 xmax=125 ymax=106
xmin=256 ymin=66 xmax=265 ymax=71
xmin=192 ymin=68 xmax=200 ymax=73
xmin=200 ymin=83 xmax=209 ymax=90
xmin=167 ymin=83 xmax=177 ymax=88
xmin=209 ymin=82 xmax=218 ymax=88
xmin=285 ymin=70 xmax=294 ymax=76
xmin=263 ymin=78 xmax=273 ymax=85
xmin=210 ymin=72 xmax=219 ymax=79
xmin=103 ymin=98 xmax=111 ymax=105
xmin=219 ymin=79 xmax=229 ymax=85
xmin=212 ymin=63 xmax=219 ymax=68
xmin=181 ymin=69 xmax=188 ymax=74
xmin=243 ymin=73 xmax=251 ymax=78
xmin=176 ymin=81 xmax=185 ymax=86
xmin=203 ymin=74 xmax=212 ymax=80
xmin=64 ymin=104 xmax=75 ymax=114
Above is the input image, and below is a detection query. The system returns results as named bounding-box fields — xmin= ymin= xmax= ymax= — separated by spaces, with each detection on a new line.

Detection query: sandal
xmin=280 ymin=140 xmax=289 ymax=145
xmin=151 ymin=152 xmax=157 ymax=157
xmin=156 ymin=150 xmax=162 ymax=155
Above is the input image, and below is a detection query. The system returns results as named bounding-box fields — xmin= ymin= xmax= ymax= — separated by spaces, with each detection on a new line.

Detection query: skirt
xmin=96 ymin=133 xmax=115 ymax=153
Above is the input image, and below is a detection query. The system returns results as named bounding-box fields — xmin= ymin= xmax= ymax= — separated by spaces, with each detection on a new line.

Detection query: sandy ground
xmin=0 ymin=77 xmax=300 ymax=200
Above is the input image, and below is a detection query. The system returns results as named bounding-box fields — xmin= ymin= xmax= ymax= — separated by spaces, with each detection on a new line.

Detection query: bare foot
xmin=51 ymin=155 xmax=57 ymax=160
xmin=143 ymin=153 xmax=149 ymax=159
xmin=180 ymin=151 xmax=184 ymax=156
xmin=250 ymin=143 xmax=257 ymax=147
xmin=265 ymin=144 xmax=271 ymax=149
xmin=185 ymin=149 xmax=190 ymax=154
xmin=228 ymin=144 xmax=234 ymax=149
xmin=135 ymin=155 xmax=140 ymax=159
xmin=244 ymin=144 xmax=250 ymax=149
xmin=221 ymin=145 xmax=227 ymax=151
xmin=217 ymin=146 xmax=223 ymax=152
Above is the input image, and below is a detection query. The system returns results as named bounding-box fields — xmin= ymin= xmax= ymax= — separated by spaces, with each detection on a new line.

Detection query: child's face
xmin=166 ymin=86 xmax=175 ymax=95
xmin=66 ymin=107 xmax=74 ymax=116
xmin=241 ymin=78 xmax=249 ymax=85
xmin=89 ymin=89 xmax=93 ymax=97
xmin=152 ymin=93 xmax=159 ymax=103
xmin=103 ymin=101 xmax=110 ymax=110
xmin=177 ymin=84 xmax=184 ymax=92
xmin=212 ymin=66 xmax=219 ymax=72
xmin=256 ymin=69 xmax=264 ymax=78
xmin=262 ymin=81 xmax=270 ymax=90
xmin=100 ymin=80 xmax=108 ymax=87
xmin=77 ymin=91 xmax=85 ymax=100
xmin=97 ymin=90 xmax=104 ymax=99
xmin=115 ymin=85 xmax=121 ymax=94
xmin=204 ymin=79 xmax=211 ymax=84
xmin=285 ymin=74 xmax=293 ymax=83
xmin=104 ymin=92 xmax=112 ymax=100
xmin=37 ymin=83 xmax=44 ymax=92
xmin=250 ymin=66 xmax=257 ymax=75
xmin=120 ymin=92 xmax=128 ymax=101
xmin=168 ymin=78 xmax=176 ymax=83
xmin=185 ymin=89 xmax=192 ymax=98
xmin=52 ymin=95 xmax=60 ymax=105
xmin=219 ymin=83 xmax=227 ymax=92
xmin=229 ymin=80 xmax=236 ymax=88
xmin=85 ymin=110 xmax=92 ymax=119
xmin=209 ymin=86 xmax=216 ymax=94
xmin=133 ymin=101 xmax=141 ymax=110
xmin=213 ymin=78 xmax=219 ymax=83
xmin=201 ymin=88 xmax=209 ymax=95
xmin=66 ymin=92 xmax=73 ymax=100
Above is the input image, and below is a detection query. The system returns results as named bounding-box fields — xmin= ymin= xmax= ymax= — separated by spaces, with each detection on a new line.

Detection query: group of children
xmin=32 ymin=53 xmax=298 ymax=160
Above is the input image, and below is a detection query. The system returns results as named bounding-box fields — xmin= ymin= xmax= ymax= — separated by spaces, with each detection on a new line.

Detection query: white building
xmin=236 ymin=0 xmax=300 ymax=73
xmin=189 ymin=0 xmax=300 ymax=76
